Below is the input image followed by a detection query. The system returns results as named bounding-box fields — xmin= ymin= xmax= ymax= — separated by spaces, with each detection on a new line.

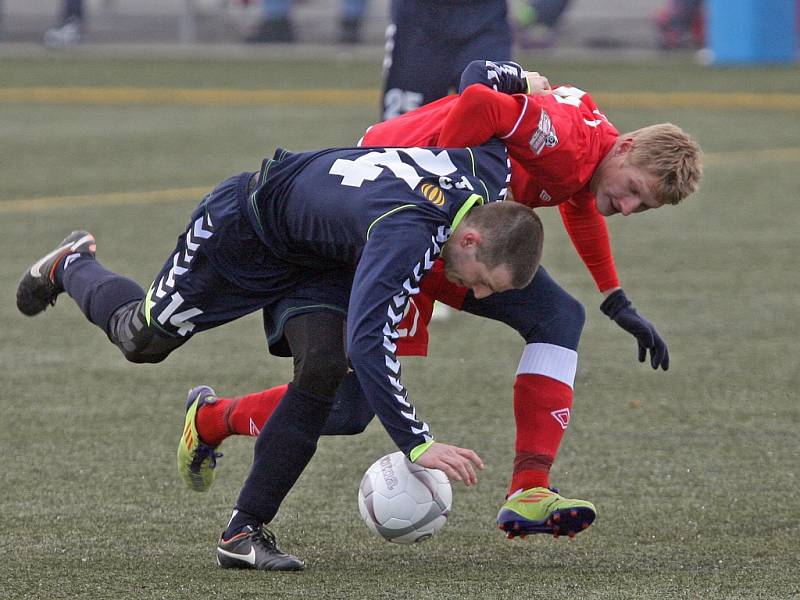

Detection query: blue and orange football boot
xmin=177 ymin=385 xmax=223 ymax=492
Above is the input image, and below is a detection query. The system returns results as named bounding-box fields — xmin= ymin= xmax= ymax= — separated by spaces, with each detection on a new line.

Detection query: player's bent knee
xmin=320 ymin=374 xmax=375 ymax=436
xmin=347 ymin=403 xmax=375 ymax=434
xmin=120 ymin=345 xmax=169 ymax=364
xmin=108 ymin=300 xmax=185 ymax=364
xmin=333 ymin=410 xmax=373 ymax=435
xmin=528 ymin=294 xmax=586 ymax=351
xmin=294 ymin=347 xmax=349 ymax=398
xmin=323 ymin=404 xmax=373 ymax=435
xmin=568 ymin=295 xmax=587 ymax=331
xmin=327 ymin=401 xmax=374 ymax=435
xmin=552 ymin=295 xmax=585 ymax=350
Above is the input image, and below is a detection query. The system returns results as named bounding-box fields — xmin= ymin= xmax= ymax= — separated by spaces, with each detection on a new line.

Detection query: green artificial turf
xmin=1 ymin=54 xmax=798 ymax=599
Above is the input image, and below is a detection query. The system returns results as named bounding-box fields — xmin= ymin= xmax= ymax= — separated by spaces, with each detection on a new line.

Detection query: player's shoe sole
xmin=217 ymin=525 xmax=305 ymax=571
xmin=16 ymin=230 xmax=96 ymax=316
xmin=177 ymin=385 xmax=223 ymax=492
xmin=497 ymin=487 xmax=596 ymax=539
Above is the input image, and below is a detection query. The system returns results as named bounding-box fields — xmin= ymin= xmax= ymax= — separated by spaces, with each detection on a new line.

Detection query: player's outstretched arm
xmin=601 ymin=288 xmax=669 ymax=370
xmin=346 ymin=218 xmax=447 ymax=458
xmin=413 ymin=442 xmax=485 ymax=487
xmin=558 ymin=194 xmax=620 ymax=293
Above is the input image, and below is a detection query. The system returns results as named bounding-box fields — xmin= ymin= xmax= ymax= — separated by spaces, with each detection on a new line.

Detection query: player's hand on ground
xmin=414 ymin=442 xmax=484 ymax=486
xmin=601 ymin=289 xmax=670 ymax=370
xmin=525 ymin=71 xmax=552 ymax=95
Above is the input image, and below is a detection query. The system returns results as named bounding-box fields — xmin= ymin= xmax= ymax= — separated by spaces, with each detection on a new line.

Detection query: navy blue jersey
xmin=245 ymin=141 xmax=510 ymax=454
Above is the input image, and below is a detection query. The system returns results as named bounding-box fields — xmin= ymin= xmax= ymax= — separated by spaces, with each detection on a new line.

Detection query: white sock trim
xmin=516 ymin=343 xmax=577 ymax=388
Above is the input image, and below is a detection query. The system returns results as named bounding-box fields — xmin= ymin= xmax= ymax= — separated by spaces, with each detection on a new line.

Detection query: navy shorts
xmin=382 ymin=0 xmax=511 ymax=119
xmin=144 ymin=171 xmax=351 ymax=357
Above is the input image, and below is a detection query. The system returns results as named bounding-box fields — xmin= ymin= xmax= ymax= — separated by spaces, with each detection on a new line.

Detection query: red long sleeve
xmin=559 ymin=192 xmax=619 ymax=292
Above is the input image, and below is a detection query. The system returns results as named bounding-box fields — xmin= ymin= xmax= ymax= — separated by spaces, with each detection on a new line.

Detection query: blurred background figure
xmin=513 ymin=0 xmax=572 ymax=49
xmin=655 ymin=0 xmax=704 ymax=49
xmin=43 ymin=0 xmax=83 ymax=47
xmin=381 ymin=0 xmax=512 ymax=120
xmin=379 ymin=0 xmax=514 ymax=320
xmin=246 ymin=0 xmax=369 ymax=43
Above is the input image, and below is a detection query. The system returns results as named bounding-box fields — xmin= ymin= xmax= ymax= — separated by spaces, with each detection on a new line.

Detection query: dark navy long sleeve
xmin=459 ymin=60 xmax=530 ymax=94
xmin=245 ymin=142 xmax=509 ymax=455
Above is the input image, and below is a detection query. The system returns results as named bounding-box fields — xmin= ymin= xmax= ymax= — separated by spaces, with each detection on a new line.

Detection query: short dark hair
xmin=463 ymin=201 xmax=543 ymax=288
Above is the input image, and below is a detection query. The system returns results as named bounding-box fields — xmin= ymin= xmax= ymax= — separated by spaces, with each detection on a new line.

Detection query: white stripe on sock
xmin=516 ymin=343 xmax=578 ymax=388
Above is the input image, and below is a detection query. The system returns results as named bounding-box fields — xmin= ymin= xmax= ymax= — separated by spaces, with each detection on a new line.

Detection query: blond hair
xmin=625 ymin=123 xmax=703 ymax=205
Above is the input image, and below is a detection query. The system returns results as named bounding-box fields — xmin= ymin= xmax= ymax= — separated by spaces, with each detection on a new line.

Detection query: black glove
xmin=600 ymin=289 xmax=669 ymax=371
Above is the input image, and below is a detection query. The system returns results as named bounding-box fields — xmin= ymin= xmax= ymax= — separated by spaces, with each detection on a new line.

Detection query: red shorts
xmin=396 ymin=258 xmax=469 ymax=356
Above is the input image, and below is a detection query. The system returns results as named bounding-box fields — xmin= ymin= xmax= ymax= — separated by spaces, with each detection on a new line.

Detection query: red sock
xmin=196 ymin=384 xmax=289 ymax=446
xmin=508 ymin=373 xmax=573 ymax=495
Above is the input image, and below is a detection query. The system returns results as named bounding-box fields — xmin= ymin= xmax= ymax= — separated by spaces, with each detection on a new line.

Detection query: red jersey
xmin=362 ymin=84 xmax=621 ymax=292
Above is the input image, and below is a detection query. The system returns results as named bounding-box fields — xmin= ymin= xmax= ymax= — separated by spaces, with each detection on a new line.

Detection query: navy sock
xmin=223 ymin=509 xmax=262 ymax=540
xmin=233 ymin=383 xmax=334 ymax=525
xmin=60 ymin=257 xmax=145 ymax=334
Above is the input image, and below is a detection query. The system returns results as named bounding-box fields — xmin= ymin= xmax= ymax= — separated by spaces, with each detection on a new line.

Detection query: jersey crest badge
xmin=529 ymin=109 xmax=559 ymax=155
xmin=420 ymin=182 xmax=446 ymax=206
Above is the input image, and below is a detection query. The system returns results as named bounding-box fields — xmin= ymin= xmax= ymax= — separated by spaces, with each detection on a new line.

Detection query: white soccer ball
xmin=357 ymin=451 xmax=452 ymax=544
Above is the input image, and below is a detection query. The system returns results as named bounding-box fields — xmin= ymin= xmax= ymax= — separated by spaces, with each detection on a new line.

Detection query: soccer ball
xmin=357 ymin=451 xmax=452 ymax=544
